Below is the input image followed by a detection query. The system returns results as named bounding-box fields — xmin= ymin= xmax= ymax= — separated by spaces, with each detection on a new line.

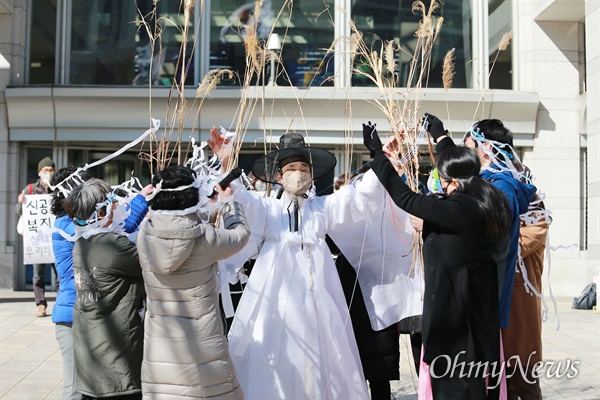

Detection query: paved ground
xmin=1 ymin=289 xmax=598 ymax=399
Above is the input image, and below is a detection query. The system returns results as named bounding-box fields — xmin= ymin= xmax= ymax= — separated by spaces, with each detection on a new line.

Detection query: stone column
xmin=518 ymin=2 xmax=593 ymax=295
xmin=585 ymin=0 xmax=599 ymax=267
xmin=0 ymin=0 xmax=26 ymax=289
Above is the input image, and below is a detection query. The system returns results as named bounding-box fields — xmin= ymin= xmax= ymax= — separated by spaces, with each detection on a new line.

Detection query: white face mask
xmin=254 ymin=180 xmax=267 ymax=192
xmin=40 ymin=172 xmax=54 ymax=186
xmin=281 ymin=170 xmax=312 ymax=195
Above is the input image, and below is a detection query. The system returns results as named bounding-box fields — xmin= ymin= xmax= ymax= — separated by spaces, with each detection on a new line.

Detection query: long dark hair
xmin=50 ymin=166 xmax=92 ymax=217
xmin=437 ymin=147 xmax=511 ymax=239
xmin=149 ymin=166 xmax=199 ymax=210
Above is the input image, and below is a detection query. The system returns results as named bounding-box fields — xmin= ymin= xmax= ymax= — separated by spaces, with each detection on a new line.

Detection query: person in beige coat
xmin=502 ymin=199 xmax=550 ymax=400
xmin=136 ymin=166 xmax=250 ymax=400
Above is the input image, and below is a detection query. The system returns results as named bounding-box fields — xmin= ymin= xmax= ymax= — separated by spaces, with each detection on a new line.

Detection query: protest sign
xmin=22 ymin=194 xmax=55 ymax=264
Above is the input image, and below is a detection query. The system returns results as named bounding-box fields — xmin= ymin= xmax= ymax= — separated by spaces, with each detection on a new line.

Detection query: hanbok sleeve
xmin=326 ymin=170 xmax=423 ymax=330
xmin=217 ymin=182 xmax=268 ymax=290
xmin=323 ymin=169 xmax=388 ymax=234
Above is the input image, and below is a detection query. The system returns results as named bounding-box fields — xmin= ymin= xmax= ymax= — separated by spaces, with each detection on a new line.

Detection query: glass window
xmin=210 ymin=0 xmax=335 ymax=87
xmin=580 ymin=148 xmax=587 ymax=250
xmin=25 ymin=148 xmax=53 ymax=185
xmin=488 ymin=0 xmax=512 ymax=89
xmin=29 ymin=0 xmax=57 ymax=84
xmin=351 ymin=0 xmax=472 ymax=88
xmin=69 ymin=0 xmax=195 ymax=86
xmin=68 ymin=149 xmax=86 ymax=166
xmin=88 ymin=151 xmax=151 ymax=186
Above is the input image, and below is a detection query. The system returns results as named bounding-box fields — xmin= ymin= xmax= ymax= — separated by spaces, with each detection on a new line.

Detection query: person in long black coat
xmin=326 ymin=235 xmax=400 ymax=400
xmin=363 ymin=122 xmax=511 ymax=399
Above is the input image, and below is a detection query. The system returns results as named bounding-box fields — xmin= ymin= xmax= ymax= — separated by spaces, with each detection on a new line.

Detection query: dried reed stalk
xmin=350 ymin=0 xmax=444 ymax=194
xmin=137 ymin=0 xmax=237 ymax=176
xmin=473 ymin=31 xmax=512 ymax=120
xmin=222 ymin=0 xmax=332 ymax=176
xmin=442 ymin=47 xmax=455 ymax=136
xmin=349 ymin=0 xmax=444 ymax=274
xmin=136 ymin=0 xmax=194 ymax=174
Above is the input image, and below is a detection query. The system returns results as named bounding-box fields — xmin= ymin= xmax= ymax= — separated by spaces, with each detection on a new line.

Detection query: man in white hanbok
xmin=210 ymin=130 xmax=422 ymax=399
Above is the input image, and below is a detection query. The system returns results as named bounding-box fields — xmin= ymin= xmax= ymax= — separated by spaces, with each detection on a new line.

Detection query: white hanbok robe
xmin=221 ymin=170 xmax=422 ymax=399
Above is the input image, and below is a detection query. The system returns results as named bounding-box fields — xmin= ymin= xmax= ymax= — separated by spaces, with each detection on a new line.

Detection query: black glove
xmin=423 ymin=113 xmax=448 ymax=142
xmin=362 ymin=121 xmax=383 ymax=158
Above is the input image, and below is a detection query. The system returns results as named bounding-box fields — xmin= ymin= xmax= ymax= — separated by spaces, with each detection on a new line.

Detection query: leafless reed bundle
xmin=350 ymin=0 xmax=444 ymax=193
xmin=136 ymin=0 xmax=199 ymax=174
xmin=473 ymin=31 xmax=513 ymax=120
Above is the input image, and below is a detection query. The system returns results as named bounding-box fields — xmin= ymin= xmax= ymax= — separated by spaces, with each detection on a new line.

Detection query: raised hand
xmin=215 ymin=183 xmax=234 ymax=200
xmin=207 ymin=126 xmax=232 ymax=169
xmin=383 ymin=129 xmax=406 ymax=159
xmin=207 ymin=126 xmax=231 ymax=160
xmin=362 ymin=121 xmax=383 ymax=158
xmin=409 ymin=214 xmax=424 ymax=232
xmin=423 ymin=113 xmax=448 ymax=142
xmin=140 ymin=184 xmax=154 ymax=197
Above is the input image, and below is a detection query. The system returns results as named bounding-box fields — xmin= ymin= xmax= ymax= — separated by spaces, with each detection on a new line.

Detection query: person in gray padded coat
xmin=136 ymin=166 xmax=250 ymax=400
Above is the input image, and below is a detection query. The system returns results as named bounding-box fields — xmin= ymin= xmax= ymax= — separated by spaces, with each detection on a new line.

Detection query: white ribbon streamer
xmin=49 ymin=119 xmax=161 ymax=197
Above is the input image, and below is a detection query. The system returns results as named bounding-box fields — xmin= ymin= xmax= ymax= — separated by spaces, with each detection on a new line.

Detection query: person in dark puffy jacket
xmin=65 ymin=178 xmax=147 ymax=399
xmin=51 ymin=169 xmax=150 ymax=400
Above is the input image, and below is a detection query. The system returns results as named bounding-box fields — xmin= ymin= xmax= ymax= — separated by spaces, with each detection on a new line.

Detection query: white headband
xmin=145 ymin=179 xmax=201 ymax=201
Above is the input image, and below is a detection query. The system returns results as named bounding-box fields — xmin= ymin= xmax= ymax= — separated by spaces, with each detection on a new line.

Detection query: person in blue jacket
xmin=50 ymin=166 xmax=151 ymax=400
xmin=424 ymin=115 xmax=537 ymax=329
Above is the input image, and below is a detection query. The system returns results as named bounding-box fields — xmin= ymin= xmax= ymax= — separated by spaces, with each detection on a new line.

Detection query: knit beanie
xmin=38 ymin=157 xmax=55 ymax=172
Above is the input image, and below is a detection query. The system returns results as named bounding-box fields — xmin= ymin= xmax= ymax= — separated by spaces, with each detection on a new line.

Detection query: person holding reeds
xmin=363 ymin=121 xmax=512 ymax=399
xmin=208 ymin=128 xmax=422 ymax=399
xmin=136 ymin=165 xmax=250 ymax=400
xmin=424 ymin=114 xmax=537 ymax=333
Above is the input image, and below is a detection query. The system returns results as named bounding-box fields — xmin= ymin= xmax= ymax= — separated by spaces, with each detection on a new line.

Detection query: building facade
xmin=0 ymin=0 xmax=598 ymax=295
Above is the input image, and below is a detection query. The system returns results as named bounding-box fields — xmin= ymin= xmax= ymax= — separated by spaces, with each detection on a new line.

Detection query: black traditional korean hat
xmin=251 ymin=132 xmax=337 ymax=184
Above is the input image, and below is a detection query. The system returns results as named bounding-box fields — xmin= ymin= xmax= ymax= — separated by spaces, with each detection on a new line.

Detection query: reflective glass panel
xmin=88 ymin=151 xmax=151 ymax=186
xmin=351 ymin=0 xmax=472 ymax=88
xmin=29 ymin=0 xmax=57 ymax=84
xmin=210 ymin=0 xmax=335 ymax=87
xmin=69 ymin=0 xmax=195 ymax=86
xmin=488 ymin=0 xmax=512 ymax=89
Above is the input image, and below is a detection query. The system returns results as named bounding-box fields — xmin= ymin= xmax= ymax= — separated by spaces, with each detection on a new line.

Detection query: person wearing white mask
xmin=208 ymin=129 xmax=423 ymax=400
xmin=16 ymin=156 xmax=58 ymax=317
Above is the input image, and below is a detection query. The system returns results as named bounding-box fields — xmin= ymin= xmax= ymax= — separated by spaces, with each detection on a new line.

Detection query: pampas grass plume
xmin=499 ymin=31 xmax=513 ymax=51
xmin=385 ymin=41 xmax=397 ymax=72
xmin=196 ymin=69 xmax=233 ymax=98
xmin=435 ymin=16 xmax=444 ymax=34
xmin=442 ymin=47 xmax=455 ymax=90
